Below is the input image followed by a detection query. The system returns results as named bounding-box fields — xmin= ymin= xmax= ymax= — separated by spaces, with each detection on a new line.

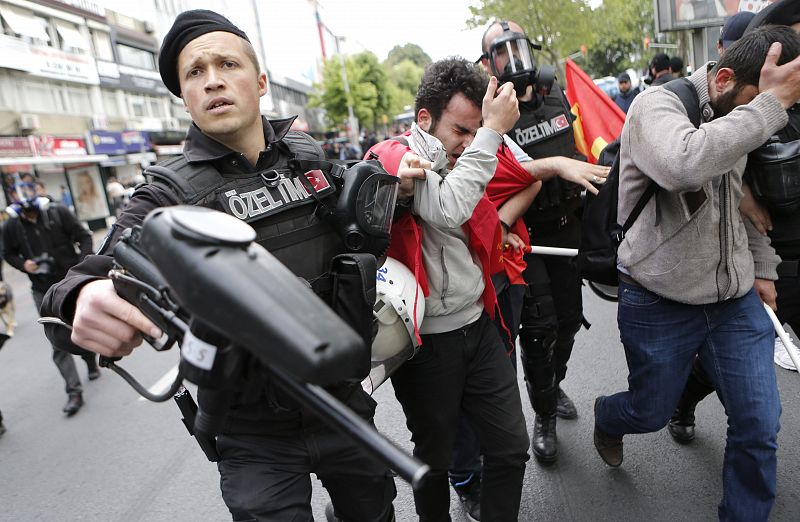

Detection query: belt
xmin=617 ymin=271 xmax=641 ymax=287
xmin=777 ymin=259 xmax=799 ymax=278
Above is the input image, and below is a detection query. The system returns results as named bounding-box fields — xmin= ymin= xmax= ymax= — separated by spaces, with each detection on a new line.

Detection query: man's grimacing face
xmin=418 ymin=93 xmax=483 ymax=169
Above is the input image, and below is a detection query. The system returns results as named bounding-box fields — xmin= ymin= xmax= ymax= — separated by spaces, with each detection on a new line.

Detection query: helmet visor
xmin=356 ymin=173 xmax=398 ymax=236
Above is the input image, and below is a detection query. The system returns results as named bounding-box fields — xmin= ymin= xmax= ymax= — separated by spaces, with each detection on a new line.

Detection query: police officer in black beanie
xmin=41 ymin=10 xmax=396 ymax=521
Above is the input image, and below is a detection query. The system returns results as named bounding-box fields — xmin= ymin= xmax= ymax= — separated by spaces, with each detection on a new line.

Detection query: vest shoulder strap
xmin=144 ymin=132 xmax=326 ymax=205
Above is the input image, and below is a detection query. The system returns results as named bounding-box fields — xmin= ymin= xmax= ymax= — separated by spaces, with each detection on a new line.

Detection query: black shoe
xmin=453 ymin=475 xmax=481 ymax=522
xmin=593 ymin=397 xmax=623 ymax=467
xmin=63 ymin=394 xmax=83 ymax=416
xmin=556 ymin=387 xmax=578 ymax=419
xmin=86 ymin=358 xmax=101 ymax=381
xmin=667 ymin=404 xmax=696 ymax=444
xmin=531 ymin=413 xmax=558 ymax=464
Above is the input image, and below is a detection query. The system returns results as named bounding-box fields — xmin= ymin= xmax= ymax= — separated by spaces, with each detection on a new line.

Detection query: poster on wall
xmin=66 ymin=165 xmax=109 ymax=221
xmin=658 ymin=0 xmax=777 ymax=31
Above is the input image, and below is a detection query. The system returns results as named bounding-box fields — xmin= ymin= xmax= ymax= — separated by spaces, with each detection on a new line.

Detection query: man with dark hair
xmin=613 ymin=72 xmax=638 ymax=113
xmin=594 ymin=25 xmax=800 ymax=520
xmin=669 ymin=56 xmax=684 ymax=77
xmin=669 ymin=0 xmax=800 ymax=447
xmin=368 ymin=57 xmax=530 ymax=521
xmin=649 ymin=52 xmax=673 ymax=86
xmin=42 ymin=9 xmax=396 ymax=521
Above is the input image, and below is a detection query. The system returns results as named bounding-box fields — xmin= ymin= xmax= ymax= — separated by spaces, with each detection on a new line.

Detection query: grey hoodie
xmin=617 ymin=64 xmax=785 ymax=305
xmin=406 ymin=123 xmax=503 ymax=334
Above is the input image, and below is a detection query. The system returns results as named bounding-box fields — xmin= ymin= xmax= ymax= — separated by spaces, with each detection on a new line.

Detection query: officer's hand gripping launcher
xmin=107 ymin=205 xmax=429 ymax=488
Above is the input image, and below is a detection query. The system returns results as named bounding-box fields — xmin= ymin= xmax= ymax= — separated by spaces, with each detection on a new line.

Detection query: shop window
xmin=117 ymin=43 xmax=155 ymax=70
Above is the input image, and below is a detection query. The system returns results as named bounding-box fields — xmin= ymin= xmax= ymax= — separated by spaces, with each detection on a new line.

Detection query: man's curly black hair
xmin=414 ymin=57 xmax=488 ymax=130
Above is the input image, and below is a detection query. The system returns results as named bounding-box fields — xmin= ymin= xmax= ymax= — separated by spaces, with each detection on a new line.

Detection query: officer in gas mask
xmin=480 ymin=20 xmax=584 ymax=464
xmin=3 ymin=176 xmax=96 ymax=416
xmin=41 ymin=10 xmax=398 ymax=521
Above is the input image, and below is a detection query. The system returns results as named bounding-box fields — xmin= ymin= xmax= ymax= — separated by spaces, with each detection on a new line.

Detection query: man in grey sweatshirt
xmin=594 ymin=26 xmax=800 ymax=521
xmin=369 ymin=58 xmax=529 ymax=521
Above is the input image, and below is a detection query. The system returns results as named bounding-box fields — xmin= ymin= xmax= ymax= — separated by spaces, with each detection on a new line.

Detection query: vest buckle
xmin=261 ymin=170 xmax=281 ymax=188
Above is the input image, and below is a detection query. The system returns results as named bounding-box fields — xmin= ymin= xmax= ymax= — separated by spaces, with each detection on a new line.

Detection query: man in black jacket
xmin=41 ymin=10 xmax=395 ymax=521
xmin=3 ymin=182 xmax=95 ymax=415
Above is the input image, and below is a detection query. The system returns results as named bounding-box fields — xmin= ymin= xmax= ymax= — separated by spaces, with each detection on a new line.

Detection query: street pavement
xmin=0 ymin=262 xmax=798 ymax=521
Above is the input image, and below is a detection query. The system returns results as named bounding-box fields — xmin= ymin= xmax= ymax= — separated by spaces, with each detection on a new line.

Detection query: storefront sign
xmin=97 ymin=60 xmax=168 ymax=95
xmin=88 ymin=130 xmax=151 ymax=155
xmin=0 ymin=35 xmax=99 ymax=84
xmin=0 ymin=137 xmax=33 ymax=157
xmin=32 ymin=136 xmax=88 ymax=157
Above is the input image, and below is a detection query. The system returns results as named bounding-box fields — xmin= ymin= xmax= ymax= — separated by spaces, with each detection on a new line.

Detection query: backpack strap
xmin=621 ymin=77 xmax=703 ymax=237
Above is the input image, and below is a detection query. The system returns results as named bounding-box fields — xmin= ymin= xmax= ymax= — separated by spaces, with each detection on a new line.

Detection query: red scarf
xmin=485 ymin=142 xmax=537 ymax=284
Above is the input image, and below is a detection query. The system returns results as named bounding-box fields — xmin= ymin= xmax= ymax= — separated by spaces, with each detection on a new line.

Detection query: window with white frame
xmin=91 ymin=30 xmax=114 ymax=61
xmin=65 ymin=85 xmax=92 ymax=115
xmin=102 ymin=89 xmax=120 ymax=118
xmin=129 ymin=94 xmax=146 ymax=117
xmin=19 ymin=78 xmax=60 ymax=113
xmin=117 ymin=44 xmax=155 ymax=70
xmin=55 ymin=20 xmax=90 ymax=54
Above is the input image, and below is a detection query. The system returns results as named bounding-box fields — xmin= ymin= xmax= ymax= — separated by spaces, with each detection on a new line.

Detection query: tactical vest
xmin=510 ymin=89 xmax=583 ymax=223
xmin=146 ymin=131 xmax=344 ymax=282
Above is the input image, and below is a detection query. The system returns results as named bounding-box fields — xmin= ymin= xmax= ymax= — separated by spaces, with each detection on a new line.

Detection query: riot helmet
xmin=362 ymin=257 xmax=425 ymax=394
xmin=746 ymin=134 xmax=800 ymax=215
xmin=481 ymin=21 xmax=555 ymax=98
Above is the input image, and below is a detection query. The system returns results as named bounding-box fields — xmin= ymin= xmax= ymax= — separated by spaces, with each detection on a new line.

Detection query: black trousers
xmin=217 ymin=425 xmax=396 ymax=521
xmin=392 ymin=313 xmax=529 ymax=521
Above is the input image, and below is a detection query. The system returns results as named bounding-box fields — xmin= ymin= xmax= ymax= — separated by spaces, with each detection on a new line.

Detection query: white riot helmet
xmin=362 ymin=257 xmax=425 ymax=394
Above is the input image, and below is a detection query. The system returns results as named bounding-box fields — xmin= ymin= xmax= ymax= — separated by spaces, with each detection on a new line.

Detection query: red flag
xmin=564 ymin=59 xmax=626 ymax=164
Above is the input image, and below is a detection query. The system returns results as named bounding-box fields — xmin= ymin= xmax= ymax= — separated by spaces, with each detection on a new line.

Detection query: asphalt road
xmin=0 ymin=264 xmax=798 ymax=521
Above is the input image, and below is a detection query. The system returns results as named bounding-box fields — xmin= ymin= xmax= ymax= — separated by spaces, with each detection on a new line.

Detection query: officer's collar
xmin=183 ymin=115 xmax=297 ymax=163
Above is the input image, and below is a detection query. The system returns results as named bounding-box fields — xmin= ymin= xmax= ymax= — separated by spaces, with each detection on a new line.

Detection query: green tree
xmin=468 ymin=0 xmax=594 ymax=79
xmin=385 ymin=59 xmax=424 ymax=116
xmin=309 ymin=51 xmax=391 ymax=129
xmin=385 ymin=43 xmax=432 ymax=68
xmin=582 ymin=0 xmax=654 ymax=77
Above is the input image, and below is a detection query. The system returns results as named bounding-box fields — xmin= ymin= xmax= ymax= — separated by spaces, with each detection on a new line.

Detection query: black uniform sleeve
xmin=2 ymin=219 xmax=27 ymax=274
xmin=40 ymin=183 xmax=180 ymax=322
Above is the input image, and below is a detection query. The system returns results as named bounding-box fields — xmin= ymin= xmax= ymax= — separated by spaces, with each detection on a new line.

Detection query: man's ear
xmin=181 ymin=95 xmax=189 ymax=113
xmin=258 ymin=72 xmax=268 ymax=96
xmin=417 ymin=108 xmax=432 ymax=132
xmin=714 ymin=67 xmax=736 ymax=93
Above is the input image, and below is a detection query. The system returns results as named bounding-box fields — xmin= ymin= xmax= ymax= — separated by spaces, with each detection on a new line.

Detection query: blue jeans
xmin=596 ymin=282 xmax=780 ymax=522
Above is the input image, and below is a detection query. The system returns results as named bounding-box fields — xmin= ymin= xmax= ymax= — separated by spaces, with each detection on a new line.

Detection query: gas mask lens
xmin=14 ymin=182 xmax=38 ymax=208
xmin=356 ymin=173 xmax=398 ymax=236
xmin=491 ymin=38 xmax=535 ymax=78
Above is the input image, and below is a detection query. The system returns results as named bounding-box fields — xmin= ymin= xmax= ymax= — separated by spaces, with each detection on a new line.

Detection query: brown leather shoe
xmin=594 ymin=397 xmax=623 ymax=467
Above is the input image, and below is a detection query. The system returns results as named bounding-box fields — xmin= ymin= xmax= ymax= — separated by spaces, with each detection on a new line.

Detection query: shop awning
xmin=0 ymin=154 xmax=109 ymax=166
xmin=55 ymin=22 xmax=90 ymax=51
xmin=0 ymin=6 xmax=50 ymax=42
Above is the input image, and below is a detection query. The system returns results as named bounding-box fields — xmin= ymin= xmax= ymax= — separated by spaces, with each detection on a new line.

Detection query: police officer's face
xmin=177 ymin=32 xmax=267 ymax=144
xmin=417 ymin=93 xmax=482 ymax=168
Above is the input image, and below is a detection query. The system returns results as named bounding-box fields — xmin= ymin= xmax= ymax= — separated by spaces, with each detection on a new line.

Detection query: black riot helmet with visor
xmin=481 ymin=21 xmax=555 ymax=99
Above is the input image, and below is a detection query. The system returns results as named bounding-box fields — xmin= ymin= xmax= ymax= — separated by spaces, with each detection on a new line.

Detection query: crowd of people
xmin=0 ymin=2 xmax=798 ymax=522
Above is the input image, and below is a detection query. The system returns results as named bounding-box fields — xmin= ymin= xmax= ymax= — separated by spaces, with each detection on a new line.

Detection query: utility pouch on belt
xmin=328 ymin=253 xmax=377 ymax=380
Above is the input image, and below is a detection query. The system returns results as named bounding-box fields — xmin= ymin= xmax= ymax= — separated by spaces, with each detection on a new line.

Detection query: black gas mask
xmin=482 ymin=21 xmax=556 ymax=99
xmin=331 ymin=160 xmax=399 ymax=256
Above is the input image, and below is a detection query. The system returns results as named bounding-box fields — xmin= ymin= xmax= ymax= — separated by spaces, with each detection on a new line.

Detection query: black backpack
xmin=577 ymin=78 xmax=702 ymax=286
